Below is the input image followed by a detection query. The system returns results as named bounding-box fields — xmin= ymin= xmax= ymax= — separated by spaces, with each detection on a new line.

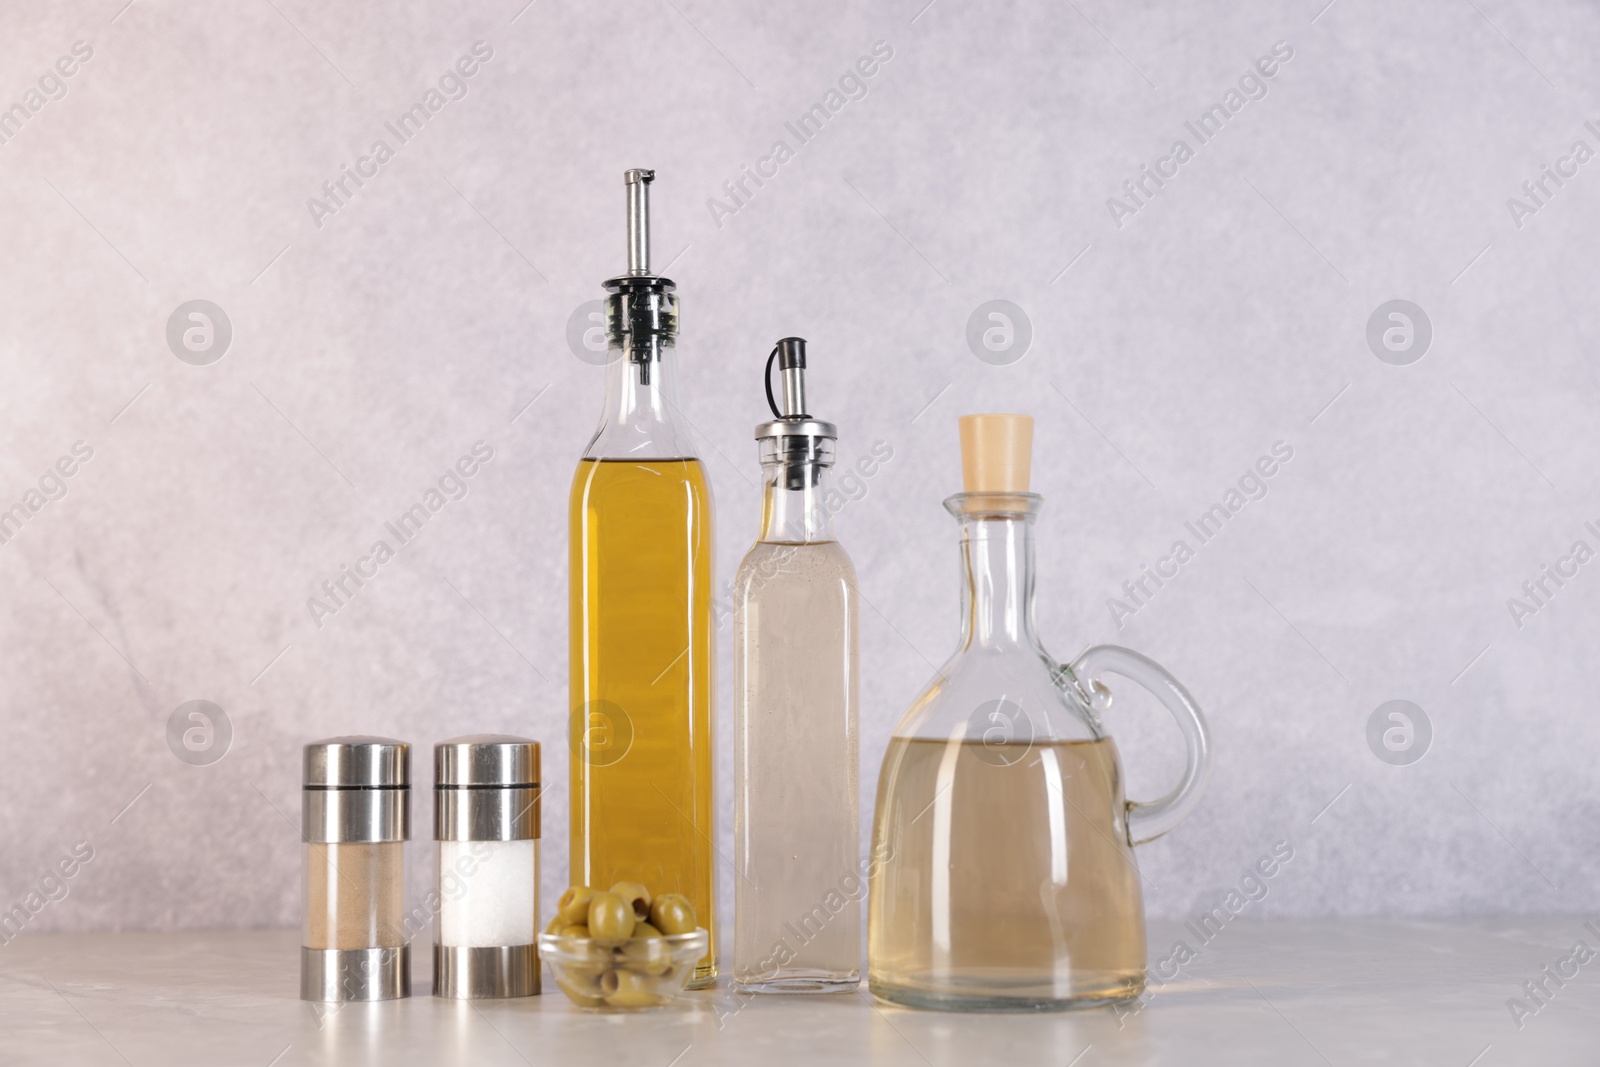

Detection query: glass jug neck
xmin=584 ymin=351 xmax=696 ymax=459
xmin=947 ymin=494 xmax=1044 ymax=654
xmin=759 ymin=459 xmax=836 ymax=543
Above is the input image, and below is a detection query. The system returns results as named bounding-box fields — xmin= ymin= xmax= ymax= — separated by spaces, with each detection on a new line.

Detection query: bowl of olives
xmin=538 ymin=881 xmax=706 ymax=1010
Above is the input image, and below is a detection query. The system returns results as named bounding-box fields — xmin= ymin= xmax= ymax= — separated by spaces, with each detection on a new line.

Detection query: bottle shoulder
xmin=734 ymin=540 xmax=858 ymax=593
xmin=571 ymin=456 xmax=712 ymax=496
xmin=583 ymin=435 xmax=702 ymax=462
xmin=890 ymin=647 xmax=1101 ymax=745
xmin=582 ymin=346 xmax=699 ymax=459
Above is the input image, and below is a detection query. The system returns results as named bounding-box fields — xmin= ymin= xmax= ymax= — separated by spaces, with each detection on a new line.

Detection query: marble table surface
xmin=1 ymin=919 xmax=1595 ymax=1065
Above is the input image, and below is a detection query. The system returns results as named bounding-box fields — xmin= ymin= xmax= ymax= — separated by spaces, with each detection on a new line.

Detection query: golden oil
xmin=569 ymin=457 xmax=716 ymax=984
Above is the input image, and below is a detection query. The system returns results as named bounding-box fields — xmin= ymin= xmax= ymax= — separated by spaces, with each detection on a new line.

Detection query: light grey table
xmin=0 ymin=919 xmax=1594 ymax=1065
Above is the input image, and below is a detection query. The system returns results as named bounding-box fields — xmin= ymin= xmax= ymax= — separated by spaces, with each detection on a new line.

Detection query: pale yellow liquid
xmin=733 ymin=540 xmax=859 ymax=990
xmin=570 ymin=458 xmax=716 ymax=983
xmin=867 ymin=738 xmax=1145 ymax=1009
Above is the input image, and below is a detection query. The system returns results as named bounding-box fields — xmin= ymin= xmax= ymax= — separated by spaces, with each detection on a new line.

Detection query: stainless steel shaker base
xmin=300 ymin=946 xmax=411 ymax=1002
xmin=433 ymin=944 xmax=540 ymax=999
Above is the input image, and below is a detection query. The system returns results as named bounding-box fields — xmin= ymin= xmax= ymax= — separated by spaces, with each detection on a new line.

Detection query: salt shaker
xmin=433 ymin=735 xmax=542 ymax=998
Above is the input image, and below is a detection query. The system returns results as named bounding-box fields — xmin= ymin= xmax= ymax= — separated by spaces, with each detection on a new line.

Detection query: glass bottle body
xmin=569 ymin=350 xmax=716 ymax=986
xmin=733 ymin=444 xmax=860 ymax=992
xmin=866 ymin=495 xmax=1145 ymax=1010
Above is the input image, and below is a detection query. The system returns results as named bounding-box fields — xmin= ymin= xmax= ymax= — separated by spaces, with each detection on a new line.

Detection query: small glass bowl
xmin=538 ymin=929 xmax=709 ymax=1010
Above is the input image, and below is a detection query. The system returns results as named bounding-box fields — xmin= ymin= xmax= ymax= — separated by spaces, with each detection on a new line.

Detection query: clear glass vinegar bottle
xmin=733 ymin=338 xmax=860 ymax=993
xmin=569 ymin=170 xmax=716 ymax=986
xmin=867 ymin=414 xmax=1211 ymax=1011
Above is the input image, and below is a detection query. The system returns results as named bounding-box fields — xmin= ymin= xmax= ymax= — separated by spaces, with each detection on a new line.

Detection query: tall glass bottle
xmin=733 ymin=338 xmax=860 ymax=993
xmin=569 ymin=169 xmax=716 ymax=985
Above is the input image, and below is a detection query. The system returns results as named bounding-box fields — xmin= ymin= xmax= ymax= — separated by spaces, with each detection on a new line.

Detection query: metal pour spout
xmin=755 ymin=336 xmax=837 ymax=490
xmin=603 ymin=169 xmax=678 ymax=369
xmin=773 ymin=337 xmax=808 ymax=418
xmin=625 ymin=168 xmax=652 ymax=276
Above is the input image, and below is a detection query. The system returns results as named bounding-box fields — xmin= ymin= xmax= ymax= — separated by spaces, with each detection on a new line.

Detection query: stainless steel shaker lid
xmin=303 ymin=736 xmax=410 ymax=788
xmin=435 ymin=735 xmax=540 ymax=788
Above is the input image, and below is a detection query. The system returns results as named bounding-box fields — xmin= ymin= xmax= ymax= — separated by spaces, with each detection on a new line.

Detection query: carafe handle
xmin=1067 ymin=645 xmax=1212 ymax=846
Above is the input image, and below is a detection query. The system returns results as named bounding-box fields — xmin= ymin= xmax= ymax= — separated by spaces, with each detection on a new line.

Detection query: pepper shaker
xmin=301 ymin=736 xmax=412 ymax=1002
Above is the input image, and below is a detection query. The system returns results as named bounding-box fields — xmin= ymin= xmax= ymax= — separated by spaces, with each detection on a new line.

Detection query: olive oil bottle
xmin=569 ymin=171 xmax=716 ymax=985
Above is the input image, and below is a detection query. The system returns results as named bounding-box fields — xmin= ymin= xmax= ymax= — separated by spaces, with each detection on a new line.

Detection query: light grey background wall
xmin=2 ymin=0 xmax=1597 ymax=938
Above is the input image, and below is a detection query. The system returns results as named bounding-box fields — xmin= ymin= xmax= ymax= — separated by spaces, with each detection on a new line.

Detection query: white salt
xmin=438 ymin=840 xmax=537 ymax=947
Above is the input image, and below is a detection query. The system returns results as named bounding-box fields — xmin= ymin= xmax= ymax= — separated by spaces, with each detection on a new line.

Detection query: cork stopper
xmin=959 ymin=414 xmax=1033 ymax=493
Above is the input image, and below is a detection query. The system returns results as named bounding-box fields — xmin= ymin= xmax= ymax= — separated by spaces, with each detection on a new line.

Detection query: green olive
xmin=626 ymin=961 xmax=671 ymax=978
xmin=544 ymin=915 xmax=567 ymax=935
xmin=564 ymin=960 xmax=608 ymax=983
xmin=623 ymin=925 xmax=670 ymax=975
xmin=602 ymin=968 xmax=669 ymax=1008
xmin=557 ymin=886 xmax=596 ymax=925
xmin=649 ymin=893 xmax=696 ymax=936
xmin=609 ymin=880 xmax=653 ymax=920
xmin=587 ymin=892 xmax=634 ymax=938
xmin=556 ymin=969 xmax=607 ymax=1008
xmin=561 ymin=924 xmax=589 ymax=940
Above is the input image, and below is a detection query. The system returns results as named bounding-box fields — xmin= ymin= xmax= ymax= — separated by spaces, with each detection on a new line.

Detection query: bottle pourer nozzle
xmin=625 ymin=168 xmax=653 ymax=276
xmin=756 ymin=336 xmax=837 ymax=487
xmin=603 ymin=169 xmax=677 ymax=362
xmin=769 ymin=337 xmax=809 ymax=419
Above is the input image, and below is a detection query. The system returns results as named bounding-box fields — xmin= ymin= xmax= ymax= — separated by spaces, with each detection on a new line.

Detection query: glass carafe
xmin=866 ymin=414 xmax=1211 ymax=1011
